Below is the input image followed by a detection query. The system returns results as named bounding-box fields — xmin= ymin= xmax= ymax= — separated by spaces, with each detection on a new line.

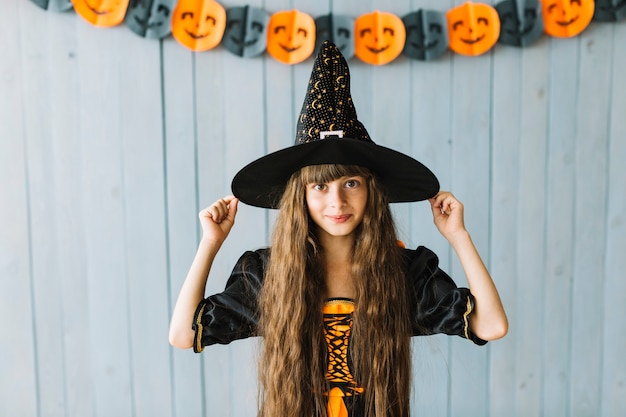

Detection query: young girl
xmin=169 ymin=42 xmax=507 ymax=417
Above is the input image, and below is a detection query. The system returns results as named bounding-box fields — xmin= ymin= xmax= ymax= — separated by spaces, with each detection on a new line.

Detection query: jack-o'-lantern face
xmin=402 ymin=9 xmax=449 ymax=61
xmin=593 ymin=0 xmax=626 ymax=21
xmin=496 ymin=0 xmax=544 ymax=46
xmin=267 ymin=10 xmax=316 ymax=65
xmin=447 ymin=2 xmax=501 ymax=56
xmin=171 ymin=0 xmax=226 ymax=51
xmin=72 ymin=0 xmax=129 ymax=27
xmin=355 ymin=11 xmax=406 ymax=65
xmin=31 ymin=0 xmax=73 ymax=11
xmin=223 ymin=6 xmax=269 ymax=58
xmin=540 ymin=0 xmax=594 ymax=37
xmin=314 ymin=14 xmax=355 ymax=60
xmin=126 ymin=0 xmax=176 ymax=39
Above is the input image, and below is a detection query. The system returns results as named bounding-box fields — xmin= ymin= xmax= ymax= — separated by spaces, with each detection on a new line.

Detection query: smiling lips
xmin=326 ymin=214 xmax=352 ymax=223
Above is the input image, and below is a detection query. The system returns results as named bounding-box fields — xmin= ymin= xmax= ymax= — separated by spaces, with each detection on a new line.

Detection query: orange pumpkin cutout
xmin=540 ymin=0 xmax=594 ymax=38
xmin=72 ymin=0 xmax=129 ymax=27
xmin=446 ymin=2 xmax=501 ymax=56
xmin=355 ymin=11 xmax=406 ymax=65
xmin=171 ymin=0 xmax=226 ymax=51
xmin=267 ymin=10 xmax=316 ymax=65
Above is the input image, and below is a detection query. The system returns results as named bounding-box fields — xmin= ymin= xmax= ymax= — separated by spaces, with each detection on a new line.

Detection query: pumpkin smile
xmin=185 ymin=29 xmax=210 ymax=39
xmin=460 ymin=34 xmax=485 ymax=44
xmin=366 ymin=44 xmax=390 ymax=54
xmin=556 ymin=15 xmax=579 ymax=26
xmin=280 ymin=43 xmax=301 ymax=52
xmin=84 ymin=1 xmax=112 ymax=15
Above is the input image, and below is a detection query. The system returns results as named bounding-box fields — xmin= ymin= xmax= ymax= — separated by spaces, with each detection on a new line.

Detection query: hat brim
xmin=231 ymin=138 xmax=440 ymax=209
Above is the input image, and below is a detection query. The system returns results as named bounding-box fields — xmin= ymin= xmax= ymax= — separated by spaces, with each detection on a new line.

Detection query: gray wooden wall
xmin=1 ymin=0 xmax=625 ymax=416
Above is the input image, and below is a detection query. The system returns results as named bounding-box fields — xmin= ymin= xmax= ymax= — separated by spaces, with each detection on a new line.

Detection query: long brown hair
xmin=258 ymin=164 xmax=412 ymax=417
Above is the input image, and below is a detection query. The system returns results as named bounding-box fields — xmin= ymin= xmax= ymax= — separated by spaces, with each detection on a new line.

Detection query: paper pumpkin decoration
xmin=495 ymin=0 xmax=544 ymax=46
xmin=30 ymin=0 xmax=73 ymax=11
xmin=314 ymin=14 xmax=355 ymax=60
xmin=446 ymin=2 xmax=501 ymax=56
xmin=540 ymin=0 xmax=594 ymax=37
xmin=355 ymin=10 xmax=406 ymax=65
xmin=222 ymin=5 xmax=269 ymax=58
xmin=267 ymin=10 xmax=316 ymax=65
xmin=125 ymin=0 xmax=176 ymax=39
xmin=402 ymin=9 xmax=449 ymax=61
xmin=171 ymin=0 xmax=226 ymax=51
xmin=72 ymin=0 xmax=129 ymax=27
xmin=593 ymin=0 xmax=626 ymax=22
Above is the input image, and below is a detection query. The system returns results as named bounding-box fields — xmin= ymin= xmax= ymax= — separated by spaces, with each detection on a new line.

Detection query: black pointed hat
xmin=231 ymin=41 xmax=439 ymax=209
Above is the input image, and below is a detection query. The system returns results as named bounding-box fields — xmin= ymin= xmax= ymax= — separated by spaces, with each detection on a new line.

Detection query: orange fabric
xmin=327 ymin=387 xmax=349 ymax=417
xmin=323 ymin=299 xmax=363 ymax=416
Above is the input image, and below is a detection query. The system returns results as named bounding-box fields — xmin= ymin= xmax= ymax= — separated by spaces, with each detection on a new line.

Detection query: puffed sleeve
xmin=192 ymin=248 xmax=268 ymax=353
xmin=404 ymin=246 xmax=487 ymax=345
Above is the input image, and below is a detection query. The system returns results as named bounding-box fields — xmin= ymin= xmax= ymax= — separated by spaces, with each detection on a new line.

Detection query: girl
xmin=169 ymin=42 xmax=507 ymax=417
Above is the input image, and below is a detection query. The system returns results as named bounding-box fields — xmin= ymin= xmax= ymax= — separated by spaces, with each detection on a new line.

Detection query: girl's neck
xmin=321 ymin=237 xmax=356 ymax=299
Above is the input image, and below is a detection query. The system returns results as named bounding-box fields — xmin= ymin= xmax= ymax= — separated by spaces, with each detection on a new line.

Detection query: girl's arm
xmin=168 ymin=196 xmax=239 ymax=349
xmin=429 ymin=192 xmax=508 ymax=341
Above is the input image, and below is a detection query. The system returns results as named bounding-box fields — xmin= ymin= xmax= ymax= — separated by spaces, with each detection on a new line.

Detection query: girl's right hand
xmin=199 ymin=195 xmax=239 ymax=245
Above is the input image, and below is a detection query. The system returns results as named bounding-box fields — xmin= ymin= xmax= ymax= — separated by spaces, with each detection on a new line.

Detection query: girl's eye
xmin=345 ymin=179 xmax=360 ymax=188
xmin=313 ymin=184 xmax=327 ymax=191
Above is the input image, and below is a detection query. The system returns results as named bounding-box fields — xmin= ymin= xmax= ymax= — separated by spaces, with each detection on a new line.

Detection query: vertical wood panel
xmin=570 ymin=23 xmax=612 ymax=417
xmin=543 ymin=36 xmax=579 ymax=417
xmin=118 ymin=32 xmax=173 ymax=417
xmin=490 ymin=43 xmax=522 ymax=417
xmin=162 ymin=37 xmax=206 ymax=417
xmin=514 ymin=40 xmax=550 ymax=417
xmin=0 ymin=1 xmax=38 ymax=416
xmin=75 ymin=22 xmax=133 ymax=417
xmin=601 ymin=22 xmax=626 ymax=417
xmin=448 ymin=2 xmax=493 ymax=414
xmin=17 ymin=4 xmax=74 ymax=416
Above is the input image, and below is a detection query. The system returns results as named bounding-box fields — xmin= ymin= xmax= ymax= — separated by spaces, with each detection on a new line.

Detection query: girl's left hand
xmin=429 ymin=191 xmax=467 ymax=242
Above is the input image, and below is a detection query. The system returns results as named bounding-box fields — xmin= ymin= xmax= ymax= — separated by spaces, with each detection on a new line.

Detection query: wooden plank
xmin=33 ymin=8 xmax=95 ymax=417
xmin=162 ymin=37 xmax=207 ymax=417
xmin=490 ymin=41 xmax=522 ymax=417
xmin=542 ymin=36 xmax=579 ymax=417
xmin=0 ymin=1 xmax=38 ymax=416
xmin=447 ymin=1 xmax=494 ymax=413
xmin=117 ymin=30 xmax=173 ymax=417
xmin=75 ymin=20 xmax=133 ymax=417
xmin=513 ymin=40 xmax=551 ymax=417
xmin=601 ymin=22 xmax=626 ymax=417
xmin=570 ymin=23 xmax=613 ymax=416
xmin=17 ymin=3 xmax=71 ymax=416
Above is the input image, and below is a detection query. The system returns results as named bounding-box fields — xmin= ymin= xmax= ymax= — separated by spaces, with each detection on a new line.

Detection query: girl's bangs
xmin=299 ymin=164 xmax=371 ymax=184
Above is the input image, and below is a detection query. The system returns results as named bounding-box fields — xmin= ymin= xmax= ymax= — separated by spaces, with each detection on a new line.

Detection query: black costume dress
xmin=192 ymin=246 xmax=486 ymax=416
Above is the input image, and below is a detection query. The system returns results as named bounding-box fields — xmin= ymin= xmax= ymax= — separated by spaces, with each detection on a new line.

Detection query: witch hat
xmin=231 ymin=41 xmax=439 ymax=209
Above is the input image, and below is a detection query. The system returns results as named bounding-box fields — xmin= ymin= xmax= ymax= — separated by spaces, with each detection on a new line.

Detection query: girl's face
xmin=305 ymin=175 xmax=368 ymax=242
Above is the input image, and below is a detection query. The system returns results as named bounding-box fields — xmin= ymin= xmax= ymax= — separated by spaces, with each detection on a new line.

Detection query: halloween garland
xmin=31 ymin=0 xmax=626 ymax=64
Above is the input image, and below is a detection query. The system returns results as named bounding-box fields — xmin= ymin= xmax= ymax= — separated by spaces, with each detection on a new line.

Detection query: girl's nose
xmin=328 ymin=185 xmax=346 ymax=207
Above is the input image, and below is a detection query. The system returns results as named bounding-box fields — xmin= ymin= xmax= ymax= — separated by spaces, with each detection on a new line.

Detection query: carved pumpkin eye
xmin=541 ymin=0 xmax=594 ymax=37
xmin=446 ymin=2 xmax=501 ymax=56
xmin=171 ymin=0 xmax=226 ymax=51
xmin=267 ymin=10 xmax=316 ymax=64
xmin=355 ymin=10 xmax=406 ymax=65
xmin=73 ymin=0 xmax=130 ymax=27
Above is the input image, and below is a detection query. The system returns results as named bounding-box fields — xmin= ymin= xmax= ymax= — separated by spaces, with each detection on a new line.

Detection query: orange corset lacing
xmin=323 ymin=299 xmax=363 ymax=417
